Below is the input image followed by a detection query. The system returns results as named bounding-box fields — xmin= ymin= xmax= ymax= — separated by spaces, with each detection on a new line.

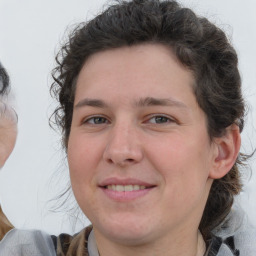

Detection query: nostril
xmin=107 ymin=158 xmax=114 ymax=164
xmin=106 ymin=157 xmax=135 ymax=166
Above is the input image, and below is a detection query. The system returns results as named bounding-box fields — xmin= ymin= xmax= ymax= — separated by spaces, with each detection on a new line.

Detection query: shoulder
xmin=0 ymin=225 xmax=93 ymax=256
xmin=211 ymin=206 xmax=256 ymax=256
xmin=232 ymin=226 xmax=256 ymax=255
xmin=0 ymin=229 xmax=55 ymax=256
xmin=51 ymin=225 xmax=92 ymax=255
xmin=207 ymin=228 xmax=256 ymax=256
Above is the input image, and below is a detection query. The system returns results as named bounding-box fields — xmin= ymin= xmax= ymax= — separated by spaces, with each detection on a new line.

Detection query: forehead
xmin=83 ymin=43 xmax=187 ymax=73
xmin=76 ymin=44 xmax=195 ymax=101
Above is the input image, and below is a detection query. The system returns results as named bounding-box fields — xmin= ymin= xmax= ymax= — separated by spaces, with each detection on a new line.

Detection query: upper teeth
xmin=106 ymin=185 xmax=146 ymax=191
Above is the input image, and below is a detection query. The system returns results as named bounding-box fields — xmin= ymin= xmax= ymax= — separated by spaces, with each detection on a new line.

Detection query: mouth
xmin=103 ymin=184 xmax=152 ymax=191
xmin=99 ymin=179 xmax=156 ymax=201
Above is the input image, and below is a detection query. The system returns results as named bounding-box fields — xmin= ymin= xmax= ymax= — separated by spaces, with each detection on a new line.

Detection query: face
xmin=0 ymin=101 xmax=17 ymax=168
xmin=68 ymin=44 xmax=217 ymax=246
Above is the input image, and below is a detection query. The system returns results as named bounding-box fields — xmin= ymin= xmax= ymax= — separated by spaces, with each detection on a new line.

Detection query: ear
xmin=209 ymin=124 xmax=241 ymax=179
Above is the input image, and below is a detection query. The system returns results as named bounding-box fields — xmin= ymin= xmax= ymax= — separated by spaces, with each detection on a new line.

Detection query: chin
xmin=94 ymin=216 xmax=156 ymax=245
xmin=105 ymin=228 xmax=151 ymax=246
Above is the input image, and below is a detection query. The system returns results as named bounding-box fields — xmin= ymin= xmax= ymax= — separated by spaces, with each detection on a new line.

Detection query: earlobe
xmin=209 ymin=124 xmax=241 ymax=179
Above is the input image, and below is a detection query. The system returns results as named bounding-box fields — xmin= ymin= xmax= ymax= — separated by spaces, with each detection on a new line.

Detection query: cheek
xmin=147 ymin=133 xmax=212 ymax=193
xmin=67 ymin=135 xmax=102 ymax=189
xmin=67 ymin=136 xmax=101 ymax=212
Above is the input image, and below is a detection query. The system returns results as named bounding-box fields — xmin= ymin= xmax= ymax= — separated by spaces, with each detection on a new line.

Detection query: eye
xmin=147 ymin=115 xmax=174 ymax=124
xmin=83 ymin=116 xmax=109 ymax=125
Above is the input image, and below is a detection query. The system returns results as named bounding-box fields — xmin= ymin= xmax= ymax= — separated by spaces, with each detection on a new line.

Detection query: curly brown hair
xmin=51 ymin=0 xmax=246 ymax=240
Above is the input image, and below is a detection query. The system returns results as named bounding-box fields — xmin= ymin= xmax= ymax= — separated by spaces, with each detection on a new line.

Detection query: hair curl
xmin=51 ymin=0 xmax=246 ymax=240
xmin=0 ymin=62 xmax=10 ymax=95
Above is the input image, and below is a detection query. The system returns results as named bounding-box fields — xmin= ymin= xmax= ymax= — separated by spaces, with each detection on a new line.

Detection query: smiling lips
xmin=106 ymin=184 xmax=146 ymax=191
xmin=99 ymin=178 xmax=155 ymax=201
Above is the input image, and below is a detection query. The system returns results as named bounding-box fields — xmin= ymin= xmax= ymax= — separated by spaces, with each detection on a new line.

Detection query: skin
xmin=0 ymin=99 xmax=17 ymax=239
xmin=68 ymin=44 xmax=241 ymax=256
xmin=0 ymin=102 xmax=17 ymax=168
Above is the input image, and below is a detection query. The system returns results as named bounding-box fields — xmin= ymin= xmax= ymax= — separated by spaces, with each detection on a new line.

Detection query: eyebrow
xmin=75 ymin=98 xmax=108 ymax=108
xmin=74 ymin=97 xmax=188 ymax=109
xmin=135 ymin=97 xmax=188 ymax=109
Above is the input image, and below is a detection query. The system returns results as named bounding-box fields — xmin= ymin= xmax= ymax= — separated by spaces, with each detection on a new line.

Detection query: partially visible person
xmin=0 ymin=62 xmax=17 ymax=240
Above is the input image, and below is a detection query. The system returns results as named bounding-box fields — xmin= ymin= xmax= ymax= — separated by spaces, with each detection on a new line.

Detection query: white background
xmin=0 ymin=0 xmax=255 ymax=236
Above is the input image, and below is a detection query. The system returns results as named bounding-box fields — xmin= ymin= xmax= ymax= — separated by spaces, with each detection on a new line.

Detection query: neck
xmin=94 ymin=228 xmax=206 ymax=256
xmin=196 ymin=231 xmax=206 ymax=256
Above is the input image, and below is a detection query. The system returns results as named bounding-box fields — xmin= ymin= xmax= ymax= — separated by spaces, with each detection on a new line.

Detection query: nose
xmin=103 ymin=123 xmax=143 ymax=167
